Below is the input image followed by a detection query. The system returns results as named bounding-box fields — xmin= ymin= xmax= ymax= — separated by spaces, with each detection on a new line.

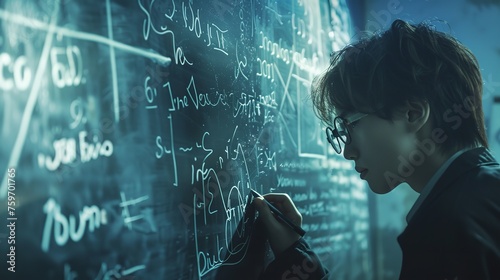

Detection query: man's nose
xmin=342 ymin=141 xmax=358 ymax=161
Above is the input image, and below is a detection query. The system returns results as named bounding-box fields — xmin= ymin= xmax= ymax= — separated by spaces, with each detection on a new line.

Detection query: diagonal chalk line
xmin=0 ymin=8 xmax=59 ymax=199
xmin=0 ymin=8 xmax=172 ymax=198
xmin=0 ymin=9 xmax=171 ymax=66
xmin=275 ymin=62 xmax=296 ymax=113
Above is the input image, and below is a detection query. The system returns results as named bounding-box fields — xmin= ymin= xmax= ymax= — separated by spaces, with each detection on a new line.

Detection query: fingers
xmin=261 ymin=193 xmax=292 ymax=201
xmin=261 ymin=193 xmax=302 ymax=225
xmin=251 ymin=193 xmax=303 ymax=256
xmin=251 ymin=197 xmax=275 ymax=226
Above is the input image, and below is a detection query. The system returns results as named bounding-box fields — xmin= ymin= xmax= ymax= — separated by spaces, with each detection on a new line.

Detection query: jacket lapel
xmin=406 ymin=147 xmax=498 ymax=226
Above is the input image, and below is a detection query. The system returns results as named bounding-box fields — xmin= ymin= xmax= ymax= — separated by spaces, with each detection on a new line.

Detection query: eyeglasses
xmin=326 ymin=112 xmax=368 ymax=154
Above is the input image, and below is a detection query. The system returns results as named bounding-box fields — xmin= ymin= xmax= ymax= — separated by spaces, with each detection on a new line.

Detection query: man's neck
xmin=408 ymin=149 xmax=457 ymax=193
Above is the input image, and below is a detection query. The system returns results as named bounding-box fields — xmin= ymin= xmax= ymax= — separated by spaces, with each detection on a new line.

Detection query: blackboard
xmin=0 ymin=0 xmax=373 ymax=279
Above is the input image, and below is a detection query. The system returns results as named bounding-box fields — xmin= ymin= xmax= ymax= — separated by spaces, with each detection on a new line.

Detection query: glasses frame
xmin=326 ymin=112 xmax=368 ymax=154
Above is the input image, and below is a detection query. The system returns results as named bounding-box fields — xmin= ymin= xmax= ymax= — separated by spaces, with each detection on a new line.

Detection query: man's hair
xmin=311 ymin=19 xmax=488 ymax=154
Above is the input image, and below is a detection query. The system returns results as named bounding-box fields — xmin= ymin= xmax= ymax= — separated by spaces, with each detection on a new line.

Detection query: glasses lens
xmin=334 ymin=118 xmax=349 ymax=144
xmin=326 ymin=127 xmax=341 ymax=153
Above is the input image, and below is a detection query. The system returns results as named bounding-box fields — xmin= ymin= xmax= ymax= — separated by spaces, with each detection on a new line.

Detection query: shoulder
xmin=441 ymin=147 xmax=500 ymax=201
xmin=445 ymin=159 xmax=500 ymax=237
xmin=452 ymin=155 xmax=500 ymax=205
xmin=424 ymin=149 xmax=500 ymax=232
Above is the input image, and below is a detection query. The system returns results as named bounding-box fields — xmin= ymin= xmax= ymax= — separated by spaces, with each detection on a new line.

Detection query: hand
xmin=252 ymin=193 xmax=303 ymax=257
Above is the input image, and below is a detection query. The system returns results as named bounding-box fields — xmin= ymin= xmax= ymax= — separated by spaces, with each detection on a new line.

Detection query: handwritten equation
xmin=0 ymin=0 xmax=368 ymax=279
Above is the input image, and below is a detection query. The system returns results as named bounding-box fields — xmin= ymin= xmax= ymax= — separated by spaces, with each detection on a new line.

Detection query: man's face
xmin=341 ymin=112 xmax=415 ymax=194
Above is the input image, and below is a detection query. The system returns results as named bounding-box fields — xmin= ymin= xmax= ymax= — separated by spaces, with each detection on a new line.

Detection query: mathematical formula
xmin=0 ymin=0 xmax=367 ymax=279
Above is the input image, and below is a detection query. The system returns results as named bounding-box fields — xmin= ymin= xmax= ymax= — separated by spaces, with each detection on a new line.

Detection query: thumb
xmin=252 ymin=197 xmax=278 ymax=229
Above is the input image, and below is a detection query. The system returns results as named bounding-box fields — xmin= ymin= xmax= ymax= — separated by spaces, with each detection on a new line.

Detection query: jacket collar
xmin=434 ymin=147 xmax=498 ymax=189
xmin=407 ymin=147 xmax=498 ymax=224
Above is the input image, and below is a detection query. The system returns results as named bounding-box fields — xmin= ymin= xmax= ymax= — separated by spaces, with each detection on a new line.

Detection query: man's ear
xmin=405 ymin=99 xmax=430 ymax=133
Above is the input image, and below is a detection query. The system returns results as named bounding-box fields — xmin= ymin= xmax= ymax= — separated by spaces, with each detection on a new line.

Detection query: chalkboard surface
xmin=0 ymin=0 xmax=372 ymax=279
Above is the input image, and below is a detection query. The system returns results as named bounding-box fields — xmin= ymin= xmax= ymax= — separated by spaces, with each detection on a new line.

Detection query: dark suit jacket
xmin=260 ymin=147 xmax=500 ymax=280
xmin=398 ymin=147 xmax=500 ymax=279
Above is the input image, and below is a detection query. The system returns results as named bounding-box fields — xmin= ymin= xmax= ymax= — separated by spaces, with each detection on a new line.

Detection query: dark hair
xmin=311 ymin=19 xmax=488 ymax=154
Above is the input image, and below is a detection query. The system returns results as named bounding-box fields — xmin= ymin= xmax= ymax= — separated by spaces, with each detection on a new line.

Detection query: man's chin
xmin=368 ymin=181 xmax=400 ymax=194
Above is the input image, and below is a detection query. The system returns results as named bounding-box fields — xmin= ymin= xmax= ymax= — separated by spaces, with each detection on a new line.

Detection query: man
xmin=253 ymin=19 xmax=500 ymax=279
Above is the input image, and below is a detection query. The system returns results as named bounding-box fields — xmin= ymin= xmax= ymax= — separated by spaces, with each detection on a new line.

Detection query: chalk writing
xmin=0 ymin=52 xmax=31 ymax=91
xmin=232 ymin=92 xmax=261 ymax=121
xmin=37 ymin=130 xmax=114 ymax=171
xmin=144 ymin=75 xmax=159 ymax=110
xmin=79 ymin=131 xmax=114 ymax=163
xmin=256 ymin=146 xmax=276 ymax=170
xmin=256 ymin=57 xmax=275 ymax=81
xmin=277 ymin=174 xmax=307 ymax=187
xmin=206 ymin=23 xmax=228 ymax=55
xmin=38 ymin=136 xmax=77 ymax=171
xmin=50 ymin=45 xmax=84 ymax=88
xmin=155 ymin=114 xmax=178 ymax=186
xmin=259 ymin=31 xmax=319 ymax=74
xmin=194 ymin=185 xmax=251 ymax=278
xmin=119 ymin=191 xmax=156 ymax=233
xmin=188 ymin=123 xmax=257 ymax=278
xmin=234 ymin=42 xmax=249 ymax=80
xmin=166 ymin=76 xmax=228 ymax=112
xmin=138 ymin=0 xmax=192 ymax=65
xmin=69 ymin=98 xmax=87 ymax=129
xmin=182 ymin=1 xmax=202 ymax=38
xmin=0 ymin=0 xmax=370 ymax=279
xmin=64 ymin=262 xmax=145 ymax=280
xmin=41 ymin=198 xmax=107 ymax=252
xmin=94 ymin=263 xmax=145 ymax=280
